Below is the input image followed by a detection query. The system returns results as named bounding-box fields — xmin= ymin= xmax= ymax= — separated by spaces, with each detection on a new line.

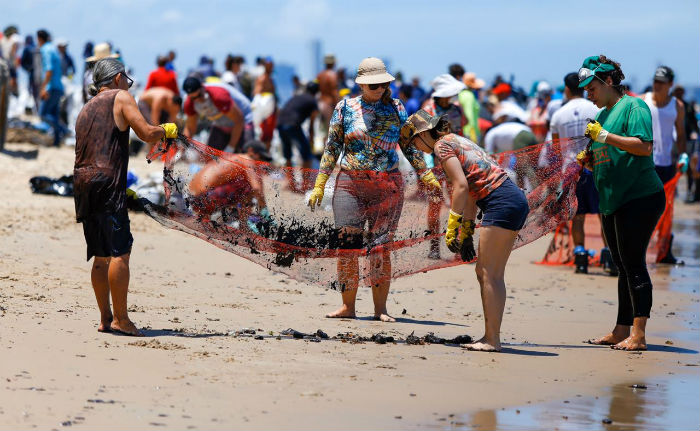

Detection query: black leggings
xmin=601 ymin=190 xmax=665 ymax=325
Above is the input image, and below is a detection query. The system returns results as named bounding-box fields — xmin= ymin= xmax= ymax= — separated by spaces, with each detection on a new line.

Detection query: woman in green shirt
xmin=577 ymin=55 xmax=665 ymax=351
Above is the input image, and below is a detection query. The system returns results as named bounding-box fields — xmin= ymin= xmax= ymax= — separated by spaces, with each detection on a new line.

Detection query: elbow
xmin=643 ymin=142 xmax=653 ymax=157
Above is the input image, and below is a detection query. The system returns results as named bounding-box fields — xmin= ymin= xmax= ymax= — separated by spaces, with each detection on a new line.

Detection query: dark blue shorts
xmin=476 ymin=177 xmax=529 ymax=231
xmin=81 ymin=211 xmax=133 ymax=261
xmin=575 ymin=169 xmax=600 ymax=215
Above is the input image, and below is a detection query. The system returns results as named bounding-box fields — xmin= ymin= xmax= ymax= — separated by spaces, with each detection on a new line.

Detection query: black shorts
xmin=476 ymin=177 xmax=529 ymax=231
xmin=81 ymin=212 xmax=133 ymax=260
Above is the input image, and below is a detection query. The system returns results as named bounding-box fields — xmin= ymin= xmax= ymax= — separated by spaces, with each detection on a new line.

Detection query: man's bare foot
xmin=373 ymin=313 xmax=396 ymax=323
xmin=462 ymin=337 xmax=501 ymax=352
xmin=110 ymin=319 xmax=144 ymax=337
xmin=611 ymin=336 xmax=647 ymax=351
xmin=585 ymin=332 xmax=628 ymax=345
xmin=325 ymin=305 xmax=356 ymax=319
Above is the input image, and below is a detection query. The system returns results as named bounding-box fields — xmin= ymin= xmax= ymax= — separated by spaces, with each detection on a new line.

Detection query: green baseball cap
xmin=578 ymin=56 xmax=616 ymax=88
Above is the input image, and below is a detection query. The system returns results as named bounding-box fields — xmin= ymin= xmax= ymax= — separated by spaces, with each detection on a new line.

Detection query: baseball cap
xmin=654 ymin=66 xmax=674 ymax=83
xmin=241 ymin=140 xmax=272 ymax=162
xmin=563 ymin=72 xmax=579 ymax=92
xmin=578 ymin=56 xmax=616 ymax=88
xmin=492 ymin=82 xmax=512 ymax=97
xmin=183 ymin=76 xmax=202 ymax=94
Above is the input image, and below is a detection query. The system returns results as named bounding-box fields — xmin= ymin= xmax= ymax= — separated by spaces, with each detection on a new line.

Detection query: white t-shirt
xmin=221 ymin=70 xmax=243 ymax=92
xmin=0 ymin=33 xmax=22 ymax=62
xmin=549 ymin=97 xmax=600 ymax=139
xmin=484 ymin=122 xmax=533 ymax=153
xmin=643 ymin=92 xmax=678 ymax=167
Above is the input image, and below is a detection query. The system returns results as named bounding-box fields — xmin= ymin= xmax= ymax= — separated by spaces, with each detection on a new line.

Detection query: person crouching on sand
xmin=403 ymin=110 xmax=529 ymax=352
xmin=74 ymin=58 xmax=178 ymax=336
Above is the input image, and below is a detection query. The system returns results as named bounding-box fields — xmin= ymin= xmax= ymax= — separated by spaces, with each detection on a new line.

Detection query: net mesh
xmin=143 ymin=135 xmax=587 ymax=290
xmin=539 ymin=166 xmax=683 ymax=266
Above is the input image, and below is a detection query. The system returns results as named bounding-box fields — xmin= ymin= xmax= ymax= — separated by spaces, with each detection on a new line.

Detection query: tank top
xmin=73 ymin=89 xmax=130 ymax=221
xmin=644 ymin=92 xmax=677 ymax=167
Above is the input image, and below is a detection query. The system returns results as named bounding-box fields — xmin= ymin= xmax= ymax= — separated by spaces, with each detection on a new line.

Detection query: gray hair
xmin=88 ymin=58 xmax=125 ymax=96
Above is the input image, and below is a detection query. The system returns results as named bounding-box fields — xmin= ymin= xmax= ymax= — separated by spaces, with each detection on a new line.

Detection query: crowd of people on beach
xmin=2 ymin=24 xmax=698 ymax=352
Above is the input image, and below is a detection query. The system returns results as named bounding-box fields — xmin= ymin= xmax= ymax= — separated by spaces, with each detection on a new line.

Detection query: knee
xmin=337 ymin=227 xmax=364 ymax=249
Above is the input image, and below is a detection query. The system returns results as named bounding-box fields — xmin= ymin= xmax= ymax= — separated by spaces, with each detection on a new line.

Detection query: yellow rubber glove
xmin=459 ymin=219 xmax=476 ymax=262
xmin=585 ymin=121 xmax=608 ymax=143
xmin=420 ymin=170 xmax=442 ymax=202
xmin=308 ymin=173 xmax=329 ymax=210
xmin=576 ymin=150 xmax=592 ymax=170
xmin=160 ymin=123 xmax=178 ymax=139
xmin=445 ymin=210 xmax=463 ymax=253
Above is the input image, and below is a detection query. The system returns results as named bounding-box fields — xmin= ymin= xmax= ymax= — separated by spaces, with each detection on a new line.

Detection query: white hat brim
xmin=355 ymin=72 xmax=395 ymax=85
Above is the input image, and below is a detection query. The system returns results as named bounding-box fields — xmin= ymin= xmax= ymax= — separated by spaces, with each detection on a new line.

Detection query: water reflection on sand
xmin=461 ymin=375 xmax=699 ymax=430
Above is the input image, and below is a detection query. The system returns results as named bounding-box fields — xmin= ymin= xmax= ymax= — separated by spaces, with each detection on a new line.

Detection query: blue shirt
xmin=40 ymin=42 xmax=64 ymax=92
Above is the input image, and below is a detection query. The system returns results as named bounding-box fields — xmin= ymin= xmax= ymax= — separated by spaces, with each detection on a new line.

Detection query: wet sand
xmin=1 ymin=143 xmax=698 ymax=430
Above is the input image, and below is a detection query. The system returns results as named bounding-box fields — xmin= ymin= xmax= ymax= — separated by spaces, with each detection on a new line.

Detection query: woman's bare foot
xmin=325 ymin=305 xmax=356 ymax=319
xmin=586 ymin=325 xmax=630 ymax=345
xmin=612 ymin=336 xmax=647 ymax=351
xmin=374 ymin=313 xmax=396 ymax=323
xmin=110 ymin=319 xmax=144 ymax=337
xmin=97 ymin=317 xmax=113 ymax=333
xmin=462 ymin=336 xmax=501 ymax=352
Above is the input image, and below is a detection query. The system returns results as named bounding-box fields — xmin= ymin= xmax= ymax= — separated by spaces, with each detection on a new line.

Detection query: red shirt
xmin=145 ymin=67 xmax=179 ymax=95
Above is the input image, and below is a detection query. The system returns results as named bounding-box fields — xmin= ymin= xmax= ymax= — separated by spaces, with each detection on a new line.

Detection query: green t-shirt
xmin=592 ymin=95 xmax=663 ymax=215
xmin=458 ymin=89 xmax=480 ymax=142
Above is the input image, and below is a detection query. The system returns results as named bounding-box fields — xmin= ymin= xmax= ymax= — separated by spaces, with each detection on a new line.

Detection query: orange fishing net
xmin=143 ymin=135 xmax=585 ymax=289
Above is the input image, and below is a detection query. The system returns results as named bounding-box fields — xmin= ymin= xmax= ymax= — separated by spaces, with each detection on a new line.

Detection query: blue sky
xmin=4 ymin=0 xmax=699 ymax=94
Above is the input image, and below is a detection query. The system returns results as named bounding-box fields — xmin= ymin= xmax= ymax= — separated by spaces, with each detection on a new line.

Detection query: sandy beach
xmin=1 ymin=142 xmax=698 ymax=430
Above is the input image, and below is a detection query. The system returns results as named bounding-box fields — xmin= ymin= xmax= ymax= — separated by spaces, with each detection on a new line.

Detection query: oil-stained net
xmin=143 ymin=135 xmax=586 ymax=290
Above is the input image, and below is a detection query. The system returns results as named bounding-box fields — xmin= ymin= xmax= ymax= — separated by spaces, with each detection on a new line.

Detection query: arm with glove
xmin=442 ymin=158 xmax=477 ymax=261
xmin=585 ymin=120 xmax=652 ymax=156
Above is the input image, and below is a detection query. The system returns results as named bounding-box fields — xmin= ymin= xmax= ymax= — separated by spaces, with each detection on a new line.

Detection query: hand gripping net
xmin=143 ymin=136 xmax=586 ymax=290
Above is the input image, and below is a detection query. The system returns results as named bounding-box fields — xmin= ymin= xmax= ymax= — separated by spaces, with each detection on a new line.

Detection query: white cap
xmin=55 ymin=38 xmax=68 ymax=47
xmin=536 ymin=81 xmax=552 ymax=98
xmin=430 ymin=74 xmax=466 ymax=98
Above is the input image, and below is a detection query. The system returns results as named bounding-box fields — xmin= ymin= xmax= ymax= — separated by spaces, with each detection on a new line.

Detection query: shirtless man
xmin=316 ymin=54 xmax=338 ymax=130
xmin=138 ymin=86 xmax=181 ymax=126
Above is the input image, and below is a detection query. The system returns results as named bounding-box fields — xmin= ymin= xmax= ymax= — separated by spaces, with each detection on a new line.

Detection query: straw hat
xmin=463 ymin=72 xmax=485 ymax=90
xmin=355 ymin=57 xmax=394 ymax=85
xmin=86 ymin=42 xmax=119 ymax=62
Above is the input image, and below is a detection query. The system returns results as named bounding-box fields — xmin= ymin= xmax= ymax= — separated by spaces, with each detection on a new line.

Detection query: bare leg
xmin=370 ymin=249 xmax=395 ymax=322
xmin=326 ymin=256 xmax=359 ymax=318
xmin=91 ymin=257 xmax=113 ymax=332
xmin=464 ymin=226 xmax=518 ymax=352
xmin=572 ymin=214 xmax=585 ymax=247
xmin=108 ymin=253 xmax=143 ymax=336
xmin=612 ymin=317 xmax=647 ymax=350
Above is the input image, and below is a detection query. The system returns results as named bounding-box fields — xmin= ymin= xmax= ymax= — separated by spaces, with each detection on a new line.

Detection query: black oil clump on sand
xmin=281 ymin=329 xmax=471 ymax=345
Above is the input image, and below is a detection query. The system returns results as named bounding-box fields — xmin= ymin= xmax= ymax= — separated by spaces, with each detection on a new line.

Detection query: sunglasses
xmin=118 ymin=72 xmax=134 ymax=89
xmin=367 ymin=82 xmax=390 ymax=91
xmin=577 ymin=65 xmax=605 ymax=85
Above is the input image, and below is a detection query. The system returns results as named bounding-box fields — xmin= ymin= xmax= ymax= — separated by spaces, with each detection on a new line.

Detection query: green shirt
xmin=458 ymin=89 xmax=480 ymax=143
xmin=592 ymin=95 xmax=663 ymax=215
